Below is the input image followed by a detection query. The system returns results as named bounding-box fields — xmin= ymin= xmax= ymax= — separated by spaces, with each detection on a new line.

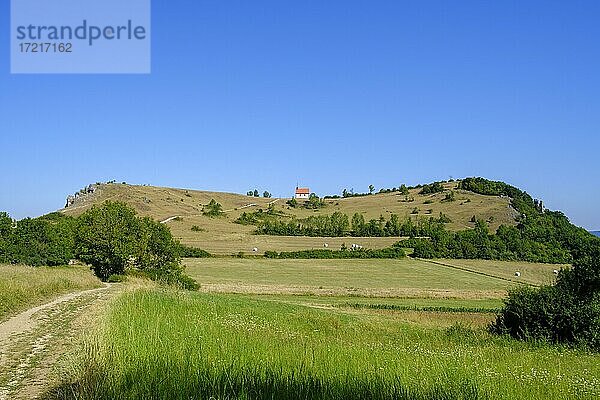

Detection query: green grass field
xmin=47 ymin=288 xmax=600 ymax=400
xmin=0 ymin=264 xmax=102 ymax=321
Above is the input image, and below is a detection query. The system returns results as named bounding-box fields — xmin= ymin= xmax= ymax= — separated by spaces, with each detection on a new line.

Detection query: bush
xmin=419 ymin=182 xmax=444 ymax=195
xmin=436 ymin=212 xmax=452 ymax=223
xmin=459 ymin=177 xmax=536 ymax=216
xmin=8 ymin=213 xmax=75 ymax=266
xmin=235 ymin=210 xmax=279 ymax=226
xmin=107 ymin=274 xmax=127 ymax=283
xmin=132 ymin=268 xmax=200 ymax=290
xmin=492 ymin=286 xmax=600 ymax=350
xmin=202 ymin=199 xmax=225 ymax=217
xmin=286 ymin=198 xmax=298 ymax=208
xmin=265 ymin=247 xmax=405 ymax=259
xmin=443 ymin=191 xmax=455 ymax=202
xmin=492 ymin=229 xmax=600 ymax=349
xmin=175 ymin=244 xmax=211 ymax=258
xmin=304 ymin=194 xmax=326 ymax=209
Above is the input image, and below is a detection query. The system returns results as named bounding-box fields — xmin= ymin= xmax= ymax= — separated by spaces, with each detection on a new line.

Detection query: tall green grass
xmin=49 ymin=289 xmax=600 ymax=399
xmin=0 ymin=264 xmax=102 ymax=321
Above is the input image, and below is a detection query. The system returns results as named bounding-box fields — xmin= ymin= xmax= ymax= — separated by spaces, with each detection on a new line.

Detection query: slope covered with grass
xmin=62 ymin=181 xmax=518 ymax=254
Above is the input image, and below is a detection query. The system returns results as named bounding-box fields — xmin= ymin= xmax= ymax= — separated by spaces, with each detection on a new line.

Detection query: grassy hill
xmin=62 ymin=181 xmax=519 ymax=255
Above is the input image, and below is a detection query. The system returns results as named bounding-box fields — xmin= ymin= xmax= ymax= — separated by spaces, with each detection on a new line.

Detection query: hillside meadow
xmin=62 ymin=182 xmax=517 ymax=254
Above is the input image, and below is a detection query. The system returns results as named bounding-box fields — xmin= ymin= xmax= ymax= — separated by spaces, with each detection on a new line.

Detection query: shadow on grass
xmin=41 ymin=365 xmax=485 ymax=400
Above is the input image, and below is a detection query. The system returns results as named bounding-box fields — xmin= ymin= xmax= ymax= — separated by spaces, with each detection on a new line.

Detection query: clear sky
xmin=1 ymin=1 xmax=599 ymax=229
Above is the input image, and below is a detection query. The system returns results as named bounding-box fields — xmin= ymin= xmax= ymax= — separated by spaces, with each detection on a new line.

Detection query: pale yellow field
xmin=181 ymin=257 xmax=561 ymax=299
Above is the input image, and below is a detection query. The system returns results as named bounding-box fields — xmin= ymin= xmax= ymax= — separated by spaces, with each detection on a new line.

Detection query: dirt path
xmin=0 ymin=284 xmax=119 ymax=400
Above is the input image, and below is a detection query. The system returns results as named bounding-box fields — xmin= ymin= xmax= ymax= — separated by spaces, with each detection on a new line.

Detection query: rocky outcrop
xmin=65 ymin=184 xmax=98 ymax=208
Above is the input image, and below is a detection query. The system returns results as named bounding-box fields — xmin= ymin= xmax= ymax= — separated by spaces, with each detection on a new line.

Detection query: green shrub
xmin=419 ymin=182 xmax=444 ymax=195
xmin=286 ymin=198 xmax=298 ymax=208
xmin=492 ymin=232 xmax=600 ymax=349
xmin=264 ymin=247 xmax=405 ymax=259
xmin=202 ymin=199 xmax=224 ymax=217
xmin=175 ymin=244 xmax=211 ymax=258
xmin=0 ymin=212 xmax=75 ymax=266
xmin=443 ymin=191 xmax=456 ymax=202
xmin=107 ymin=274 xmax=127 ymax=283
xmin=75 ymin=202 xmax=139 ymax=280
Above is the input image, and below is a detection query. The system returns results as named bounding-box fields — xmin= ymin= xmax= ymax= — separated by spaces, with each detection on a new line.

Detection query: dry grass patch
xmin=62 ymin=182 xmax=519 ymax=253
xmin=0 ymin=264 xmax=101 ymax=321
xmin=185 ymin=258 xmax=519 ymax=299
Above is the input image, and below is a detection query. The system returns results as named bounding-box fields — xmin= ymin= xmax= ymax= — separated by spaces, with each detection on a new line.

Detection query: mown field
xmin=0 ymin=264 xmax=102 ymax=321
xmin=47 ymin=288 xmax=600 ymax=400
xmin=183 ymin=258 xmax=559 ymax=299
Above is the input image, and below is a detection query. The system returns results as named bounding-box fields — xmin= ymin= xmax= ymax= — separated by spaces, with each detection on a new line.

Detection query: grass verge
xmin=0 ymin=264 xmax=102 ymax=321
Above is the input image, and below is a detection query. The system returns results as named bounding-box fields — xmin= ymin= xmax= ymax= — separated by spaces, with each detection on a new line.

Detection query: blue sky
xmin=1 ymin=1 xmax=599 ymax=229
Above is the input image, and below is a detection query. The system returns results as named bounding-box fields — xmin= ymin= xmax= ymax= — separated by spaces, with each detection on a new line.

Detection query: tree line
xmin=0 ymin=202 xmax=206 ymax=289
xmin=255 ymin=211 xmax=452 ymax=237
xmin=401 ymin=218 xmax=574 ymax=264
xmin=264 ymin=246 xmax=405 ymax=259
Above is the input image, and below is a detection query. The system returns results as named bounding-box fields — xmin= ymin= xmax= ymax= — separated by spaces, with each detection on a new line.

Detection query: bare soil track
xmin=0 ymin=284 xmax=117 ymax=400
